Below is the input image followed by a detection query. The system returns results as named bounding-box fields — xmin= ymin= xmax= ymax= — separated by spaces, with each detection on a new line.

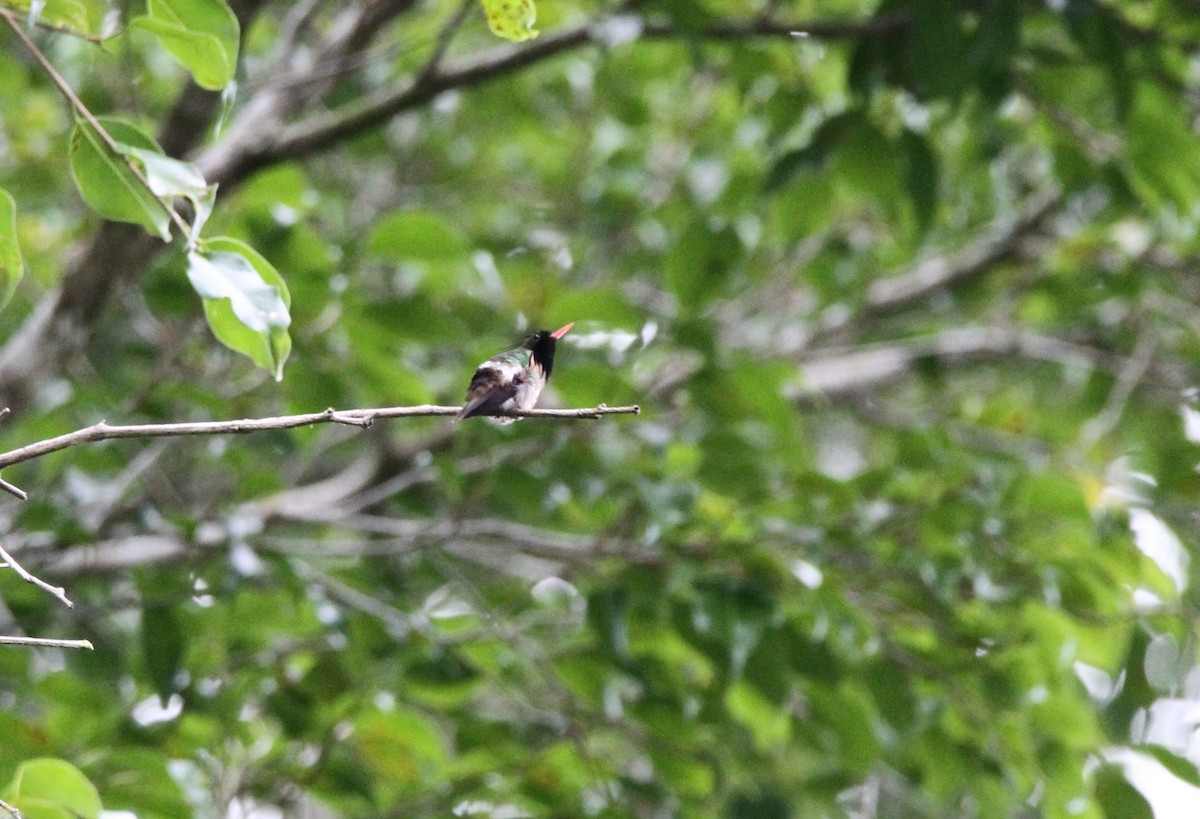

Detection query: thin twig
xmin=291 ymin=558 xmax=421 ymax=637
xmin=0 ymin=635 xmax=94 ymax=649
xmin=416 ymin=0 xmax=475 ymax=83
xmin=271 ymin=0 xmax=323 ymax=66
xmin=1079 ymin=329 xmax=1158 ymax=449
xmin=0 ymin=794 xmax=24 ymax=819
xmin=792 ymin=326 xmax=1188 ymax=400
xmin=0 ymin=538 xmax=74 ymax=607
xmin=0 ymin=476 xmax=25 ymax=501
xmin=0 ymin=404 xmax=640 ymax=499
xmin=0 ymin=9 xmax=192 ymax=240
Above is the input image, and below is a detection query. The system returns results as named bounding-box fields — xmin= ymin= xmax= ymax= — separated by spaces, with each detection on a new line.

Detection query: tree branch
xmin=820 ymin=187 xmax=1063 ymax=335
xmin=0 ymin=795 xmax=22 ymax=819
xmin=0 ymin=404 xmax=640 ymax=498
xmin=0 ymin=635 xmax=94 ymax=649
xmin=0 ymin=537 xmax=92 ymax=653
xmin=1078 ymin=326 xmax=1157 ymax=449
xmin=791 ymin=327 xmax=1191 ymax=400
xmin=0 ymin=538 xmax=74 ymax=606
xmin=234 ymin=10 xmax=909 ymax=178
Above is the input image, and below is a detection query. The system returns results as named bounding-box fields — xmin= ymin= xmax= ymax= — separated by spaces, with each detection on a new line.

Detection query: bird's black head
xmin=523 ymin=323 xmax=574 ymax=378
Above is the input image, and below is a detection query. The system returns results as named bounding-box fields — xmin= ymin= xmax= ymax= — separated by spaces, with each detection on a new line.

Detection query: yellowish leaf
xmin=480 ymin=0 xmax=538 ymax=42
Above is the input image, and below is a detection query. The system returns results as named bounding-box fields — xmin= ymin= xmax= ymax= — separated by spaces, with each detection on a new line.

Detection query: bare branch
xmin=10 ymin=534 xmax=193 ymax=575
xmin=0 ymin=635 xmax=94 ymax=649
xmin=638 ymin=11 xmax=911 ymax=41
xmin=270 ymin=0 xmax=324 ymax=67
xmin=0 ymin=477 xmax=25 ymax=501
xmin=201 ymin=0 xmax=422 ymax=183
xmin=246 ymin=11 xmax=909 ymax=175
xmin=416 ymin=0 xmax=476 ymax=83
xmin=291 ymin=559 xmax=421 ymax=637
xmin=0 ymin=795 xmax=22 ymax=819
xmin=0 ymin=404 xmax=640 ymax=498
xmin=0 ymin=538 xmax=74 ymax=607
xmin=792 ymin=327 xmax=1190 ymax=400
xmin=847 ymin=187 xmax=1063 ymax=326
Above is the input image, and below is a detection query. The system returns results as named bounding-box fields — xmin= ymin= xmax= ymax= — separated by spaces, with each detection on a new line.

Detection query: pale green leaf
xmin=119 ymin=145 xmax=208 ymax=201
xmin=3 ymin=758 xmax=102 ymax=819
xmin=187 ymin=236 xmax=291 ymax=379
xmin=724 ymin=680 xmax=791 ymax=751
xmin=119 ymin=143 xmax=216 ymax=245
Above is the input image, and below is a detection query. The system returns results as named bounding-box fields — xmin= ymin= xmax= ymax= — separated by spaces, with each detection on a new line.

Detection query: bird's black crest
xmin=524 ymin=330 xmax=559 ymax=377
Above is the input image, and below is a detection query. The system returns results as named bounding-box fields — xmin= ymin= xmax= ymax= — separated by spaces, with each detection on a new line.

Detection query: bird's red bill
xmin=550 ymin=322 xmax=574 ymax=340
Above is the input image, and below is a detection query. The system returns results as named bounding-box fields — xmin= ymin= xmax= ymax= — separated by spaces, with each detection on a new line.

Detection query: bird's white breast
xmin=489 ymin=359 xmax=545 ymax=411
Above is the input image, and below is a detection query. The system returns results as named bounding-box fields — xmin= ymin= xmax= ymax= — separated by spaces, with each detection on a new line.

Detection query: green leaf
xmin=357 ymin=708 xmax=448 ymax=788
xmin=900 ymin=129 xmax=938 ymax=232
xmin=366 ymin=209 xmax=469 ymax=261
xmin=907 ymin=0 xmax=971 ymax=101
xmin=1063 ymin=0 xmax=1130 ymax=116
xmin=69 ymin=117 xmax=171 ymax=240
xmin=665 ymin=220 xmax=739 ymax=309
xmin=133 ymin=0 xmax=240 ymax=90
xmin=1125 ymin=83 xmax=1200 ymax=210
xmin=766 ymin=111 xmax=861 ymax=193
xmin=3 ymin=758 xmax=103 ymax=819
xmin=5 ymin=0 xmax=107 ymax=36
xmin=480 ymin=0 xmax=538 ymax=42
xmin=1094 ymin=764 xmax=1153 ymax=819
xmin=970 ymin=0 xmax=1021 ymax=102
xmin=724 ymin=679 xmax=792 ymax=751
xmin=119 ymin=144 xmax=216 ymax=244
xmin=1134 ymin=744 xmax=1200 ymax=787
xmin=143 ymin=603 xmax=186 ymax=702
xmin=99 ymin=749 xmax=192 ymax=817
xmin=187 ymin=236 xmax=292 ymax=379
xmin=119 ymin=145 xmax=208 ymax=202
xmin=0 ymin=188 xmax=23 ymax=310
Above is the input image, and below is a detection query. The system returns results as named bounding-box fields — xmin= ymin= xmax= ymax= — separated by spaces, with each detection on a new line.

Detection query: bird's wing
xmin=457 ymin=363 xmax=525 ymax=419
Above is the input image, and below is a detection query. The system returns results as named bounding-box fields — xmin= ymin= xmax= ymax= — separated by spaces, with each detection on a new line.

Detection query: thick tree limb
xmin=255 ymin=11 xmax=908 ymax=173
xmin=0 ymin=404 xmax=639 ymax=498
xmin=8 ymin=534 xmax=194 ymax=575
xmin=792 ymin=327 xmax=1186 ymax=399
xmin=817 ymin=187 xmax=1064 ymax=337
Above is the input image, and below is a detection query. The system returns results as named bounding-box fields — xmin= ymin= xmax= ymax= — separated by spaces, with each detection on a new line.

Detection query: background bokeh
xmin=2 ymin=1 xmax=1200 ymax=817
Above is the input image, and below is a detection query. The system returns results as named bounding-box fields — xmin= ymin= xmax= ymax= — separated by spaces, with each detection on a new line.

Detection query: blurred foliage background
xmin=2 ymin=0 xmax=1200 ymax=817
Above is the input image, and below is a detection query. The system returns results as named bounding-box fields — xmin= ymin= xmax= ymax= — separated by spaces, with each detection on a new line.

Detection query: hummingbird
xmin=457 ymin=323 xmax=574 ymax=422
